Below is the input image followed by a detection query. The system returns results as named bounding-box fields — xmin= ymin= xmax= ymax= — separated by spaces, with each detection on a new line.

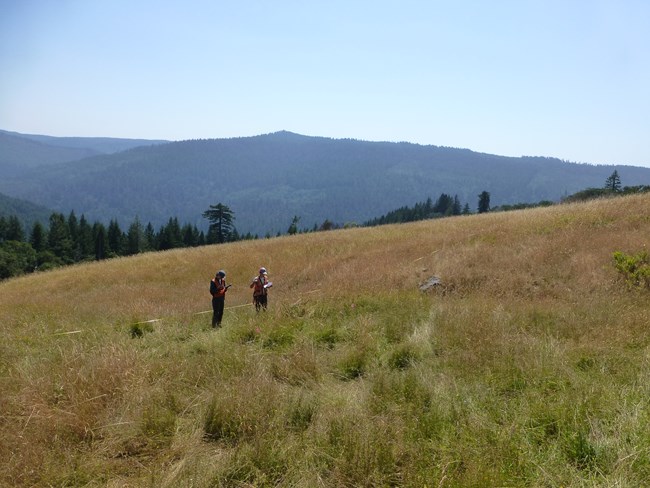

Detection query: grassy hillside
xmin=1 ymin=194 xmax=649 ymax=486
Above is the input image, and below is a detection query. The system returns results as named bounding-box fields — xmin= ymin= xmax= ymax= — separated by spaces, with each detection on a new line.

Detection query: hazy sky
xmin=1 ymin=0 xmax=649 ymax=166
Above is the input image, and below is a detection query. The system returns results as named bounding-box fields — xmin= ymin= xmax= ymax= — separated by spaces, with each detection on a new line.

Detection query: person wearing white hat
xmin=250 ymin=266 xmax=271 ymax=312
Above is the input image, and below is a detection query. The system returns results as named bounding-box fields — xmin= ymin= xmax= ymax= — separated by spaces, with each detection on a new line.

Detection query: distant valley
xmin=2 ymin=129 xmax=650 ymax=235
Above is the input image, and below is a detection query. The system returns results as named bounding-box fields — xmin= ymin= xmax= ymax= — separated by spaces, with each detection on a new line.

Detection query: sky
xmin=1 ymin=0 xmax=649 ymax=167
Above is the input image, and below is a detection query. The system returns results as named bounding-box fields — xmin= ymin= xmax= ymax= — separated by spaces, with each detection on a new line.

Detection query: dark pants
xmin=212 ymin=296 xmax=225 ymax=327
xmin=253 ymin=294 xmax=267 ymax=312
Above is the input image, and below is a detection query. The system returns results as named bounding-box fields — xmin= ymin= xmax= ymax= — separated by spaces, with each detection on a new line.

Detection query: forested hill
xmin=0 ymin=130 xmax=169 ymax=154
xmin=0 ymin=192 xmax=53 ymax=231
xmin=2 ymin=130 xmax=650 ymax=235
xmin=0 ymin=130 xmax=169 ymax=176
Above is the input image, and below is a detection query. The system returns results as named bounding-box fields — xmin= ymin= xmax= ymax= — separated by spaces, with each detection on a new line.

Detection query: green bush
xmin=613 ymin=250 xmax=650 ymax=289
xmin=129 ymin=321 xmax=155 ymax=338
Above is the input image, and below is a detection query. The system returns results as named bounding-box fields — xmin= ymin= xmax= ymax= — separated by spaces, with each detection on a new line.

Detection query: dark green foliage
xmin=563 ymin=171 xmax=650 ymax=203
xmin=604 ymin=170 xmax=622 ymax=192
xmin=0 ymin=240 xmax=36 ymax=279
xmin=365 ymin=193 xmax=465 ymax=226
xmin=287 ymin=215 xmax=300 ymax=235
xmin=0 ymin=209 xmax=242 ymax=281
xmin=203 ymin=203 xmax=236 ymax=244
xmin=130 ymin=321 xmax=155 ymax=338
xmin=2 ymin=216 xmax=25 ymax=241
xmin=478 ymin=191 xmax=491 ymax=213
xmin=107 ymin=219 xmax=124 ymax=256
xmin=157 ymin=217 xmax=183 ymax=250
xmin=29 ymin=221 xmax=47 ymax=252
xmin=126 ymin=217 xmax=145 ymax=255
xmin=47 ymin=213 xmax=74 ymax=263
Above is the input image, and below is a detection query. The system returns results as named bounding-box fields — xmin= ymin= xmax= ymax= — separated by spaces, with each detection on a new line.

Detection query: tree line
xmin=3 ymin=171 xmax=647 ymax=281
xmin=0 ymin=191 xmax=491 ymax=280
xmin=0 ymin=208 xmax=253 ymax=280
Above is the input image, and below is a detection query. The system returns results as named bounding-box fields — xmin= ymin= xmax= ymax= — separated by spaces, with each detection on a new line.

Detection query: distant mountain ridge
xmin=0 ymin=129 xmax=169 ymax=156
xmin=1 ymin=130 xmax=650 ymax=235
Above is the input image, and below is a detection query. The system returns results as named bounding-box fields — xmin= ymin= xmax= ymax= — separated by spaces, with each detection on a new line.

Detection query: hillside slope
xmin=0 ymin=129 xmax=169 ymax=154
xmin=0 ymin=191 xmax=53 ymax=230
xmin=1 ymin=194 xmax=649 ymax=486
xmin=0 ymin=130 xmax=100 ymax=176
xmin=2 ymin=131 xmax=649 ymax=235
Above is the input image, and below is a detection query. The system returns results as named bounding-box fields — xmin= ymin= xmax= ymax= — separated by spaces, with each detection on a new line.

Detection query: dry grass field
xmin=1 ymin=193 xmax=649 ymax=487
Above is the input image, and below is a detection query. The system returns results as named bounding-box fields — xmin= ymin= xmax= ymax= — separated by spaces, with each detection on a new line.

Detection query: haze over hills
xmin=0 ymin=129 xmax=169 ymax=156
xmin=0 ymin=191 xmax=53 ymax=230
xmin=2 ymin=129 xmax=650 ymax=235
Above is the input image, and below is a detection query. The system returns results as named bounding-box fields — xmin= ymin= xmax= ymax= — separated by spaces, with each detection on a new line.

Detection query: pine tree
xmin=93 ymin=223 xmax=108 ymax=260
xmin=78 ymin=215 xmax=95 ymax=260
xmin=30 ymin=222 xmax=47 ymax=252
xmin=48 ymin=213 xmax=74 ymax=263
xmin=604 ymin=170 xmax=622 ymax=192
xmin=126 ymin=217 xmax=144 ymax=255
xmin=202 ymin=203 xmax=236 ymax=244
xmin=478 ymin=191 xmax=491 ymax=214
xmin=287 ymin=215 xmax=300 ymax=235
xmin=6 ymin=216 xmax=25 ymax=242
xmin=144 ymin=222 xmax=157 ymax=251
xmin=107 ymin=219 xmax=124 ymax=256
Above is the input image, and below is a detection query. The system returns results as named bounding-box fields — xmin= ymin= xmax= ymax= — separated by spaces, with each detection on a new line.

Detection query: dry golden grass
xmin=1 ymin=193 xmax=649 ymax=486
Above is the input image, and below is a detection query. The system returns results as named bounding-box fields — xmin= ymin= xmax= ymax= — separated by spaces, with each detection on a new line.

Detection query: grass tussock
xmin=1 ymin=193 xmax=650 ymax=486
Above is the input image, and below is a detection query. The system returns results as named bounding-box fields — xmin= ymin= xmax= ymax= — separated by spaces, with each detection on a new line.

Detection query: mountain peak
xmin=265 ymin=130 xmax=308 ymax=139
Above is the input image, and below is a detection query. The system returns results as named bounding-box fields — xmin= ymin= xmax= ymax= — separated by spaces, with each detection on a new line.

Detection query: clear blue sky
xmin=1 ymin=0 xmax=649 ymax=167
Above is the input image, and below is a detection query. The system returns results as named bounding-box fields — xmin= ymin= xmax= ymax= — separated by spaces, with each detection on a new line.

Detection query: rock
xmin=419 ymin=275 xmax=442 ymax=292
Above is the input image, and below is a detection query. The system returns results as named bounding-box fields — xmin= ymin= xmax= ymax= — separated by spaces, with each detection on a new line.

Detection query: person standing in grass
xmin=250 ymin=266 xmax=271 ymax=312
xmin=210 ymin=270 xmax=229 ymax=327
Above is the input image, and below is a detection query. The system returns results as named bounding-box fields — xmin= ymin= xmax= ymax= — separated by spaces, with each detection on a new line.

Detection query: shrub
xmin=129 ymin=321 xmax=155 ymax=338
xmin=613 ymin=250 xmax=650 ymax=289
xmin=338 ymin=349 xmax=366 ymax=380
xmin=388 ymin=344 xmax=419 ymax=370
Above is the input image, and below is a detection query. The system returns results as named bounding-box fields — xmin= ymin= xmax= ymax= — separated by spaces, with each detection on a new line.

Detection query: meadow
xmin=1 ymin=194 xmax=649 ymax=487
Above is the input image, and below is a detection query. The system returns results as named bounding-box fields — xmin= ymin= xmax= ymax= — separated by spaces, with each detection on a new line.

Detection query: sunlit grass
xmin=1 ymin=194 xmax=650 ymax=486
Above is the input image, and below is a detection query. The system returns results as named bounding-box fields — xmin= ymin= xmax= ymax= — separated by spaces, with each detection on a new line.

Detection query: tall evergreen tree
xmin=478 ymin=191 xmax=491 ymax=214
xmin=93 ymin=223 xmax=108 ymax=260
xmin=126 ymin=217 xmax=144 ymax=255
xmin=604 ymin=170 xmax=622 ymax=192
xmin=144 ymin=222 xmax=157 ymax=251
xmin=452 ymin=195 xmax=462 ymax=215
xmin=158 ymin=217 xmax=183 ymax=250
xmin=78 ymin=215 xmax=95 ymax=260
xmin=67 ymin=211 xmax=81 ymax=261
xmin=202 ymin=203 xmax=236 ymax=244
xmin=29 ymin=221 xmax=47 ymax=252
xmin=287 ymin=215 xmax=300 ymax=235
xmin=48 ymin=213 xmax=74 ymax=263
xmin=181 ymin=223 xmax=200 ymax=247
xmin=107 ymin=219 xmax=124 ymax=256
xmin=6 ymin=216 xmax=25 ymax=242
